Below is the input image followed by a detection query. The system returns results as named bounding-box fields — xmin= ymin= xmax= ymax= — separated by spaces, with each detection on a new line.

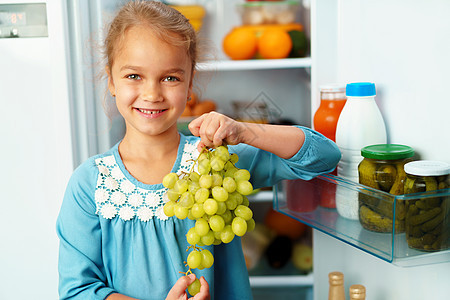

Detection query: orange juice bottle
xmin=314 ymin=85 xmax=347 ymax=142
xmin=313 ymin=84 xmax=346 ymax=208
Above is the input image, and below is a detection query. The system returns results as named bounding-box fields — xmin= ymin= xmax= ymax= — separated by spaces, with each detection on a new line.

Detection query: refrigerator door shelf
xmin=273 ymin=175 xmax=450 ymax=267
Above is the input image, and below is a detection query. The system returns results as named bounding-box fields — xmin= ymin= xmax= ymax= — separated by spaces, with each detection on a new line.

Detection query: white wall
xmin=0 ymin=1 xmax=73 ymax=299
xmin=312 ymin=0 xmax=450 ymax=299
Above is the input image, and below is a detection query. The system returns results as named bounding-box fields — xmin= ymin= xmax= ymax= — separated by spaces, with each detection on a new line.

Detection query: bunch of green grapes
xmin=162 ymin=145 xmax=255 ymax=295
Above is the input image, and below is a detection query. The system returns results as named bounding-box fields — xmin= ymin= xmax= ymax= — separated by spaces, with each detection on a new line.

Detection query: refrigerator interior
xmin=312 ymin=1 xmax=450 ymax=299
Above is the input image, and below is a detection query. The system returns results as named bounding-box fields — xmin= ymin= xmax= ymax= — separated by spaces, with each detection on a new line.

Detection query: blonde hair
xmin=104 ymin=0 xmax=198 ymax=73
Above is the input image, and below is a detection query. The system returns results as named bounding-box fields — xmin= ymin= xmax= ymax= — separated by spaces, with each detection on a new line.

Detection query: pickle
xmin=374 ymin=199 xmax=405 ymax=221
xmin=408 ymin=207 xmax=441 ymax=226
xmin=359 ymin=205 xmax=404 ymax=233
xmin=376 ymin=164 xmax=397 ymax=192
xmin=438 ymin=181 xmax=448 ymax=190
xmin=421 ymin=211 xmax=445 ymax=232
xmin=358 ymin=159 xmax=380 ymax=189
xmin=389 ymin=162 xmax=407 ymax=195
xmin=424 ymin=177 xmax=438 ymax=191
xmin=415 ymin=198 xmax=441 ymax=210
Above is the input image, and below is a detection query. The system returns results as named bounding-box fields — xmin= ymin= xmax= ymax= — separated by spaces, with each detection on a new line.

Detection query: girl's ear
xmin=106 ymin=66 xmax=116 ymax=97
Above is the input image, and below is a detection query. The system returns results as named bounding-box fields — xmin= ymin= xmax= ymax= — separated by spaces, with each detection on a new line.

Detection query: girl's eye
xmin=127 ymin=74 xmax=141 ymax=80
xmin=164 ymin=76 xmax=179 ymax=82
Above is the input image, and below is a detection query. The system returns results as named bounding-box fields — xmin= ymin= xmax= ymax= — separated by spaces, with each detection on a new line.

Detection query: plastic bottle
xmin=328 ymin=271 xmax=345 ymax=300
xmin=313 ymin=84 xmax=347 ymax=208
xmin=335 ymin=82 xmax=387 ymax=220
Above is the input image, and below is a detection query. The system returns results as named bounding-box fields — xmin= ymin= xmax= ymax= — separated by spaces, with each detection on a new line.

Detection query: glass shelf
xmin=196 ymin=57 xmax=312 ymax=72
xmin=273 ymin=174 xmax=450 ymax=267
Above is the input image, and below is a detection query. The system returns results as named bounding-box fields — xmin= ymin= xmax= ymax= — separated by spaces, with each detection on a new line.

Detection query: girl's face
xmin=107 ymin=25 xmax=193 ymax=139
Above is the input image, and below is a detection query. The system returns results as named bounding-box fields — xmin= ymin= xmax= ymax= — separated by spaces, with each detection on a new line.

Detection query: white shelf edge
xmin=196 ymin=57 xmax=312 ymax=72
xmin=248 ymin=190 xmax=273 ymax=203
xmin=249 ymin=273 xmax=314 ymax=287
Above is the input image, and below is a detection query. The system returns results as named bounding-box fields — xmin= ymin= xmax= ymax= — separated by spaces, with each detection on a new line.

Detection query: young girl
xmin=56 ymin=1 xmax=341 ymax=299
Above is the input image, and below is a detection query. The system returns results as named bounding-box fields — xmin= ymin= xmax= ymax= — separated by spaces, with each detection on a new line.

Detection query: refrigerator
xmin=0 ymin=0 xmax=449 ymax=299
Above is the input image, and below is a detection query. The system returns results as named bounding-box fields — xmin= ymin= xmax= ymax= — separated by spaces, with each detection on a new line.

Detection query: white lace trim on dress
xmin=94 ymin=139 xmax=199 ymax=221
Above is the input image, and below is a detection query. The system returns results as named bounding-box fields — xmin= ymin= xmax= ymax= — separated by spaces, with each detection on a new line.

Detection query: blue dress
xmin=56 ymin=127 xmax=340 ymax=300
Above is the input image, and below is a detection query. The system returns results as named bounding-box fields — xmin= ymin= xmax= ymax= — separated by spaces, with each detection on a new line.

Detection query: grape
xmin=232 ymin=216 xmax=247 ymax=236
xmin=188 ymin=180 xmax=200 ymax=194
xmin=246 ymin=218 xmax=256 ymax=232
xmin=163 ymin=200 xmax=176 ymax=217
xmin=221 ymin=225 xmax=235 ymax=243
xmin=167 ymin=189 xmax=180 ymax=202
xmin=201 ymin=249 xmax=214 ymax=268
xmin=209 ymin=215 xmax=225 ymax=232
xmin=216 ymin=201 xmax=227 ymax=215
xmin=225 ymin=197 xmax=238 ymax=211
xmin=230 ymin=153 xmax=239 ymax=164
xmin=241 ymin=195 xmax=250 ymax=206
xmin=187 ymin=250 xmax=202 ymax=269
xmin=198 ymin=152 xmax=208 ymax=161
xmin=234 ymin=205 xmax=253 ymax=220
xmin=191 ymin=203 xmax=205 ymax=219
xmin=198 ymin=159 xmax=211 ymax=175
xmin=220 ymin=210 xmax=233 ymax=225
xmin=236 ymin=180 xmax=253 ymax=196
xmin=211 ymin=173 xmax=223 ymax=187
xmin=189 ymin=172 xmax=200 ymax=182
xmin=188 ymin=278 xmax=201 ymax=296
xmin=194 ymin=188 xmax=209 ymax=203
xmin=222 ymin=176 xmax=236 ymax=193
xmin=179 ymin=192 xmax=194 ymax=208
xmin=195 ymin=218 xmax=210 ymax=236
xmin=174 ymin=205 xmax=189 ymax=219
xmin=174 ymin=179 xmax=189 ymax=194
xmin=215 ymin=145 xmax=230 ymax=161
xmin=211 ymin=156 xmax=225 ymax=172
xmin=201 ymin=230 xmax=215 ymax=246
xmin=203 ymin=198 xmax=218 ymax=215
xmin=199 ymin=174 xmax=212 ymax=189
xmin=234 ymin=169 xmax=251 ymax=182
xmin=224 ymin=166 xmax=238 ymax=178
xmin=162 ymin=172 xmax=178 ymax=189
xmin=186 ymin=228 xmax=200 ymax=245
xmin=211 ymin=186 xmax=228 ymax=202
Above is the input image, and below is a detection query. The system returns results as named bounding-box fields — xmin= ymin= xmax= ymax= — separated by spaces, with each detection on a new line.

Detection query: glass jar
xmin=404 ymin=160 xmax=450 ymax=252
xmin=358 ymin=144 xmax=415 ymax=233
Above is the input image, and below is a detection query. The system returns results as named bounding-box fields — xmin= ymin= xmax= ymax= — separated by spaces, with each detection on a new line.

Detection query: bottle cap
xmin=319 ymin=84 xmax=346 ymax=93
xmin=346 ymin=82 xmax=376 ymax=97
xmin=349 ymin=284 xmax=366 ymax=299
xmin=404 ymin=160 xmax=450 ymax=176
xmin=328 ymin=271 xmax=344 ymax=285
xmin=361 ymin=144 xmax=415 ymax=160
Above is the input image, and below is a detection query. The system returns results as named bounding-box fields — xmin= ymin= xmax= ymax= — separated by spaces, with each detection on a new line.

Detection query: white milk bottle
xmin=335 ymin=82 xmax=387 ymax=220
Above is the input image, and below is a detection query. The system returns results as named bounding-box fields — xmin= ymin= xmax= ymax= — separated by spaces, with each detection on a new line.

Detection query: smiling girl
xmin=56 ymin=1 xmax=340 ymax=300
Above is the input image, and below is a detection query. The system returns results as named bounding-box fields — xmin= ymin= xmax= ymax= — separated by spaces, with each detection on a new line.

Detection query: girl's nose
xmin=141 ymin=81 xmax=163 ymax=102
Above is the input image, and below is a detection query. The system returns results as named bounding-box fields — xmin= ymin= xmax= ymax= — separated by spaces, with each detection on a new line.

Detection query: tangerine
xmin=258 ymin=28 xmax=293 ymax=59
xmin=264 ymin=208 xmax=307 ymax=240
xmin=223 ymin=27 xmax=258 ymax=60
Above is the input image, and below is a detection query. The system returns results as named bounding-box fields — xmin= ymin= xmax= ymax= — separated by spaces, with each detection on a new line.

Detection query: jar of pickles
xmin=404 ymin=160 xmax=450 ymax=251
xmin=358 ymin=144 xmax=415 ymax=233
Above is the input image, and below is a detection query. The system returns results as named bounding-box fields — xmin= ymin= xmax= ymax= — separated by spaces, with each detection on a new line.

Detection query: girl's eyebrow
xmin=119 ymin=65 xmax=185 ymax=75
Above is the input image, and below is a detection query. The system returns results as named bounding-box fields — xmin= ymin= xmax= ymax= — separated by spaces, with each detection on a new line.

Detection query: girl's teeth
xmin=139 ymin=109 xmax=163 ymax=114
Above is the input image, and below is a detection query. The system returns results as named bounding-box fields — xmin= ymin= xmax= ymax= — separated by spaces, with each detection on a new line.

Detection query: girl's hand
xmin=166 ymin=274 xmax=210 ymax=300
xmin=188 ymin=112 xmax=245 ymax=151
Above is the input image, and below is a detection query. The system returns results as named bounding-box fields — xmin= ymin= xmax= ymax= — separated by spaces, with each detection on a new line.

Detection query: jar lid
xmin=319 ymin=84 xmax=346 ymax=93
xmin=346 ymin=82 xmax=376 ymax=97
xmin=404 ymin=160 xmax=450 ymax=176
xmin=361 ymin=144 xmax=415 ymax=160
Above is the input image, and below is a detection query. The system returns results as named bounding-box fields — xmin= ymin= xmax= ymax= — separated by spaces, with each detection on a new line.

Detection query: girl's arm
xmin=188 ymin=112 xmax=304 ymax=159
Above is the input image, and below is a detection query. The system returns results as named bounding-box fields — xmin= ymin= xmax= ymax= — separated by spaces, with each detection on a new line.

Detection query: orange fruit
xmin=264 ymin=208 xmax=307 ymax=240
xmin=258 ymin=28 xmax=293 ymax=59
xmin=223 ymin=27 xmax=258 ymax=60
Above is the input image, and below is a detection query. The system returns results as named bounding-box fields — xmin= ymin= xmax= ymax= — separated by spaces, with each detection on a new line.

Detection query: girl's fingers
xmin=166 ymin=274 xmax=196 ymax=299
xmin=192 ymin=276 xmax=210 ymax=300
